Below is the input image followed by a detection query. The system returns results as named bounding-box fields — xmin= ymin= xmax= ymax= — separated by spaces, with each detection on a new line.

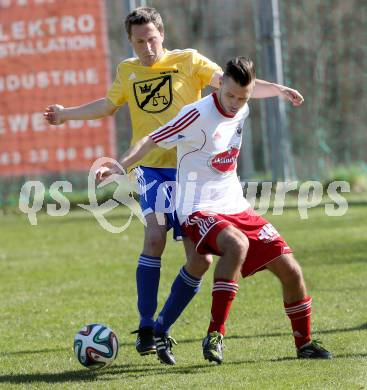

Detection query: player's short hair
xmin=125 ymin=7 xmax=164 ymax=37
xmin=224 ymin=57 xmax=256 ymax=86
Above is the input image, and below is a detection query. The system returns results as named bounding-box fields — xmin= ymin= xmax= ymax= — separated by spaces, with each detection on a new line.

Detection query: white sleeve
xmin=149 ymin=106 xmax=200 ymax=149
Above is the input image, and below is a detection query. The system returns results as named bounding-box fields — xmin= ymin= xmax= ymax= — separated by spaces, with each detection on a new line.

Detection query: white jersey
xmin=150 ymin=93 xmax=251 ymax=223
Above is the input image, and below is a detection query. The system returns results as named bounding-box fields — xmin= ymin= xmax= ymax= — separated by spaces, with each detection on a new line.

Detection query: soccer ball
xmin=73 ymin=324 xmax=119 ymax=370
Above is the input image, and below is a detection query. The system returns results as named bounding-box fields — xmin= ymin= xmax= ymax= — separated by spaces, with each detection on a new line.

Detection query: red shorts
xmin=181 ymin=208 xmax=292 ymax=278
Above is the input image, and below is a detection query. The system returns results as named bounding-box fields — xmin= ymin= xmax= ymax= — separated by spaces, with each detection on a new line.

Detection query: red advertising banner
xmin=0 ymin=0 xmax=115 ymax=176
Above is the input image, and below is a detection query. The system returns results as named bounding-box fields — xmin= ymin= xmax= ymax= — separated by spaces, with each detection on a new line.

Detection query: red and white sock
xmin=284 ymin=295 xmax=312 ymax=349
xmin=208 ymin=279 xmax=239 ymax=335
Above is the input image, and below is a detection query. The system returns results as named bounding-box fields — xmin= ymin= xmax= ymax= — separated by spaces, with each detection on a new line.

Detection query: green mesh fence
xmin=281 ymin=0 xmax=367 ymax=179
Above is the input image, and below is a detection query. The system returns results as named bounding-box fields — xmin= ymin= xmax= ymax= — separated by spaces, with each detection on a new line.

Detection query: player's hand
xmin=96 ymin=165 xmax=122 ymax=183
xmin=44 ymin=104 xmax=66 ymax=125
xmin=279 ymin=87 xmax=304 ymax=106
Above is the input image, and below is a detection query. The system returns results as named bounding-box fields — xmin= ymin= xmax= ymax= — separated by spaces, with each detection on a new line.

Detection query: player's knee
xmin=220 ymin=230 xmax=249 ymax=263
xmin=281 ymin=256 xmax=304 ymax=286
xmin=143 ymin=230 xmax=166 ymax=255
xmin=197 ymin=253 xmax=213 ymax=271
xmin=186 ymin=253 xmax=212 ymax=277
xmin=234 ymin=241 xmax=248 ymax=261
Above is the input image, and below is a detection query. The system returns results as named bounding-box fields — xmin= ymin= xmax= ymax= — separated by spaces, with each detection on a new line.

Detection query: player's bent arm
xmin=97 ymin=137 xmax=157 ymax=182
xmin=120 ymin=136 xmax=158 ymax=171
xmin=209 ymin=70 xmax=303 ymax=106
xmin=251 ymin=79 xmax=304 ymax=106
xmin=44 ymin=98 xmax=118 ymax=125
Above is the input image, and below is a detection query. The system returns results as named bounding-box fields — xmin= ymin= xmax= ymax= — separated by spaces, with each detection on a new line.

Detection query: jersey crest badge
xmin=208 ymin=146 xmax=240 ymax=174
xmin=133 ymin=75 xmax=172 ymax=113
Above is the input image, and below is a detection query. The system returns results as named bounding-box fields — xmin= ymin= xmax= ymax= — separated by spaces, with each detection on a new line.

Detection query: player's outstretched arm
xmin=251 ymin=79 xmax=304 ymax=106
xmin=96 ymin=136 xmax=157 ymax=182
xmin=44 ymin=98 xmax=118 ymax=125
xmin=209 ymin=70 xmax=303 ymax=106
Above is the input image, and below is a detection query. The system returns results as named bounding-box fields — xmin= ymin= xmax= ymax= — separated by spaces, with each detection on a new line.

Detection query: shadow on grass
xmin=1 ymin=351 xmax=366 ymax=384
xmin=333 ymin=352 xmax=367 ymax=359
xmin=0 ymin=357 xmax=296 ymax=384
xmin=1 ymin=323 xmax=365 ymax=384
xmin=3 ymin=322 xmax=366 ymax=357
xmin=0 ymin=369 xmax=99 ymax=384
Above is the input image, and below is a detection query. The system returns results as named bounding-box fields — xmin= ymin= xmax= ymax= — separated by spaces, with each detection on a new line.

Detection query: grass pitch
xmin=0 ymin=205 xmax=366 ymax=389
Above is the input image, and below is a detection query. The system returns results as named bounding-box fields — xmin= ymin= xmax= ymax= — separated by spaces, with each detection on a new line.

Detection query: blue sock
xmin=136 ymin=254 xmax=161 ymax=329
xmin=154 ymin=267 xmax=202 ymax=335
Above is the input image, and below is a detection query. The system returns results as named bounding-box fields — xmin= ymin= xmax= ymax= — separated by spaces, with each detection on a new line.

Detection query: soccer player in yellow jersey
xmin=44 ymin=7 xmax=304 ymax=357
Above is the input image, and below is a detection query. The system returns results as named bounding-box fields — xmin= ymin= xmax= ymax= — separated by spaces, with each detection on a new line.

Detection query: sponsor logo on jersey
xmin=208 ymin=146 xmax=240 ymax=174
xmin=236 ymin=124 xmax=243 ymax=135
xmin=133 ymin=75 xmax=172 ymax=113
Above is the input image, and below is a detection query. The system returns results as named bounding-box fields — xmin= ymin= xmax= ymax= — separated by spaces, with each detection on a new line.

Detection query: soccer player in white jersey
xmin=98 ymin=56 xmax=332 ymax=365
xmin=45 ymin=6 xmax=305 ymax=358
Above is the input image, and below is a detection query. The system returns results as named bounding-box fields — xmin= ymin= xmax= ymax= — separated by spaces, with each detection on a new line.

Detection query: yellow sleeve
xmin=192 ymin=51 xmax=222 ymax=89
xmin=106 ymin=63 xmax=127 ymax=107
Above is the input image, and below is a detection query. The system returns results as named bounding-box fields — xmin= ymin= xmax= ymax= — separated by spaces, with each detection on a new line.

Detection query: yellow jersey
xmin=107 ymin=49 xmax=221 ymax=168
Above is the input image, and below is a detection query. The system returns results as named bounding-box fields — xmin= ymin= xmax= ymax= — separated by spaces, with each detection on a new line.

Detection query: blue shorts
xmin=134 ymin=166 xmax=182 ymax=240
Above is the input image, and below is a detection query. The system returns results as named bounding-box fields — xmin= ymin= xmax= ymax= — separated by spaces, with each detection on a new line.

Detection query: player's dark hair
xmin=125 ymin=7 xmax=164 ymax=37
xmin=224 ymin=57 xmax=256 ymax=86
